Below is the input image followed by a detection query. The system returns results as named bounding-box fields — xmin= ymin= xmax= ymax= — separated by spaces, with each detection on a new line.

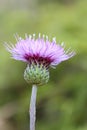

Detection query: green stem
xmin=30 ymin=85 xmax=37 ymax=130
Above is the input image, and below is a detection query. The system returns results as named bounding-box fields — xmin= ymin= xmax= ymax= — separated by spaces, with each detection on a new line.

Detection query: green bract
xmin=24 ymin=62 xmax=49 ymax=86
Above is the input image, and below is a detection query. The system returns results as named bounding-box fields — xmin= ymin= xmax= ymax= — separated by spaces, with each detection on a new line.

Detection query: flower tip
xmin=61 ymin=42 xmax=65 ymax=47
xmin=52 ymin=37 xmax=56 ymax=42
xmin=25 ymin=33 xmax=28 ymax=38
xmin=46 ymin=35 xmax=48 ymax=40
xmin=29 ymin=35 xmax=32 ymax=39
xmin=33 ymin=33 xmax=35 ymax=38
xmin=39 ymin=33 xmax=41 ymax=38
xmin=42 ymin=34 xmax=45 ymax=38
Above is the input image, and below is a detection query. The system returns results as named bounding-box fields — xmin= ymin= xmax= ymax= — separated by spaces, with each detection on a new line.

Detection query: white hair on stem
xmin=30 ymin=85 xmax=37 ymax=130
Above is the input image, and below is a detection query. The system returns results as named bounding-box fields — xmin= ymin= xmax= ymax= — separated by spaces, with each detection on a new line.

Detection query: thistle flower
xmin=5 ymin=33 xmax=75 ymax=130
xmin=5 ymin=34 xmax=75 ymax=85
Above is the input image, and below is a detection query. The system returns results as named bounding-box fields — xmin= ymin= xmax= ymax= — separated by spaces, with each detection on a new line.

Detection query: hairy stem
xmin=30 ymin=85 xmax=37 ymax=130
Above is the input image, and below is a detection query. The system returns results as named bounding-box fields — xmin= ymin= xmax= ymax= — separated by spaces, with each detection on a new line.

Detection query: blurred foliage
xmin=38 ymin=0 xmax=77 ymax=5
xmin=0 ymin=0 xmax=87 ymax=130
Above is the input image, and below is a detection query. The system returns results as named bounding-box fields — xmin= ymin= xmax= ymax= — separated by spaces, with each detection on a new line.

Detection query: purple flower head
xmin=5 ymin=34 xmax=75 ymax=68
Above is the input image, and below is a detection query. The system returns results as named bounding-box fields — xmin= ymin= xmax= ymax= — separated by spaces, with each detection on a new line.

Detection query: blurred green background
xmin=0 ymin=0 xmax=87 ymax=130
